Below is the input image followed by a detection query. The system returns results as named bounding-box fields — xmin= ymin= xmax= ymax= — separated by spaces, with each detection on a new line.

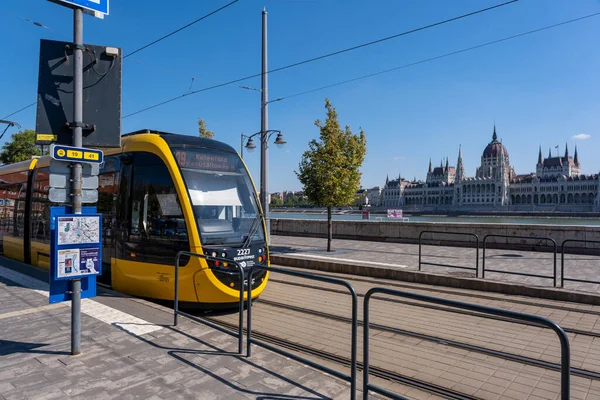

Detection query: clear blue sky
xmin=2 ymin=0 xmax=599 ymax=192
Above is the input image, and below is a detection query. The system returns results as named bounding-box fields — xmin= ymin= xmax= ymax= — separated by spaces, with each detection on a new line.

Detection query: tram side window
xmin=0 ymin=171 xmax=30 ymax=238
xmin=31 ymin=168 xmax=51 ymax=242
xmin=127 ymin=152 xmax=189 ymax=264
xmin=98 ymin=156 xmax=121 ymax=238
xmin=0 ymin=174 xmax=25 ymax=249
xmin=0 ymin=183 xmax=19 ymax=231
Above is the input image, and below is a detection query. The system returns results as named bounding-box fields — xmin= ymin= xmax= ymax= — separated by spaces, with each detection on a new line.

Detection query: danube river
xmin=270 ymin=212 xmax=600 ymax=226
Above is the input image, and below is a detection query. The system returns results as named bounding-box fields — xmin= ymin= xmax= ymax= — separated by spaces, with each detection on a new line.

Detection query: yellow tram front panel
xmin=111 ymin=133 xmax=269 ymax=305
xmin=111 ymin=255 xmax=268 ymax=304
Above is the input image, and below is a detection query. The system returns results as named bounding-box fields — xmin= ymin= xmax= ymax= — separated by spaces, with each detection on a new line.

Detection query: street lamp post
xmin=241 ymin=129 xmax=286 ymax=232
xmin=240 ymin=133 xmax=258 ymax=159
xmin=242 ymin=130 xmax=285 ymax=159
xmin=236 ymin=8 xmax=288 ymax=244
xmin=260 ymin=8 xmax=270 ymax=241
xmin=0 ymin=119 xmax=21 ymax=141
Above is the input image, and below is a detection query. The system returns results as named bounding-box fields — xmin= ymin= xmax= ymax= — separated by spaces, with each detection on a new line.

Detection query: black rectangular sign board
xmin=36 ymin=39 xmax=122 ymax=148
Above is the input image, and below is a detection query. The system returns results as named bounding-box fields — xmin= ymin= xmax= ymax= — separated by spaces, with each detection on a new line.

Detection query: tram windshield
xmin=173 ymin=148 xmax=265 ymax=245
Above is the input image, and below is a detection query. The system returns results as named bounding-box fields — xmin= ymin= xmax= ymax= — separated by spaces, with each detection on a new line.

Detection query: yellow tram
xmin=0 ymin=130 xmax=269 ymax=308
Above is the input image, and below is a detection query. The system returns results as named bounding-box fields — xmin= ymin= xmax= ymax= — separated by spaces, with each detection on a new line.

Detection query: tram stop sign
xmin=48 ymin=145 xmax=102 ymax=204
xmin=47 ymin=0 xmax=109 ymax=18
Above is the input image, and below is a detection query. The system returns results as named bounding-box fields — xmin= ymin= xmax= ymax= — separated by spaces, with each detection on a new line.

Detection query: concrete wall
xmin=271 ymin=218 xmax=600 ymax=253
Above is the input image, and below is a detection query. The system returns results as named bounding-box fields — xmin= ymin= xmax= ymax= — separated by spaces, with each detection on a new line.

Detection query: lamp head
xmin=274 ymin=132 xmax=286 ymax=148
xmin=245 ymin=137 xmax=257 ymax=152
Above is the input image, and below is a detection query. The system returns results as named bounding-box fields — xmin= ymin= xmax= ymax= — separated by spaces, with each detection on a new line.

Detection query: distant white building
xmin=366 ymin=186 xmax=382 ymax=207
xmin=381 ymin=125 xmax=600 ymax=211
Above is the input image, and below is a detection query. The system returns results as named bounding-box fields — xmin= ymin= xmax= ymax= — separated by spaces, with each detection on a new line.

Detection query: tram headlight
xmin=221 ymin=252 xmax=227 ymax=258
xmin=211 ymin=251 xmax=218 ymax=258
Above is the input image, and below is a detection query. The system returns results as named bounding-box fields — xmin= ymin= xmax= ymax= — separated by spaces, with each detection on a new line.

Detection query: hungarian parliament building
xmin=380 ymin=126 xmax=600 ymax=212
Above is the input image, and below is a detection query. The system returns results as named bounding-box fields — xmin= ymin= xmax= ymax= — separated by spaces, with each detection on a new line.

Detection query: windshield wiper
xmin=243 ymin=214 xmax=262 ymax=248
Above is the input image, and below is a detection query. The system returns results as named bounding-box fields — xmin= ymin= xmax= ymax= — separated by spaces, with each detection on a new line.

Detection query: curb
xmin=271 ymin=253 xmax=600 ymax=305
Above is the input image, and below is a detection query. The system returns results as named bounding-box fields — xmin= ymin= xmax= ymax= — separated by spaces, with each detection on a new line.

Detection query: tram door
xmin=116 ymin=152 xmax=189 ymax=266
xmin=97 ymin=155 xmax=126 ymax=285
xmin=109 ymin=152 xmax=190 ymax=295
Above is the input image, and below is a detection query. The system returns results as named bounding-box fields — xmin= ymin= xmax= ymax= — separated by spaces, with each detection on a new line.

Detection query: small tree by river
xmin=296 ymin=98 xmax=367 ymax=251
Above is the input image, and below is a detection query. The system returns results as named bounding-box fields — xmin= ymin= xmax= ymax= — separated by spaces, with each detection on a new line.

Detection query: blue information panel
xmin=48 ymin=0 xmax=109 ymax=15
xmin=51 ymin=144 xmax=104 ymax=164
xmin=49 ymin=206 xmax=102 ymax=304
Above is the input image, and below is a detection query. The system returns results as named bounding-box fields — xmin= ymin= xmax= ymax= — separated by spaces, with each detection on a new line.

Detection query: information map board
xmin=49 ymin=206 xmax=102 ymax=304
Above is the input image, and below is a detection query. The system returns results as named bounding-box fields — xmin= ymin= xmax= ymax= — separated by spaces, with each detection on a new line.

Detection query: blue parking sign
xmin=48 ymin=0 xmax=109 ymax=16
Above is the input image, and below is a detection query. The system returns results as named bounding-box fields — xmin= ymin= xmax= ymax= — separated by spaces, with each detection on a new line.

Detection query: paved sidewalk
xmin=0 ymin=260 xmax=353 ymax=400
xmin=271 ymin=235 xmax=600 ymax=292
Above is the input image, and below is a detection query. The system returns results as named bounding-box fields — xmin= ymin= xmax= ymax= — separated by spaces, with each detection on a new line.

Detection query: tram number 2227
xmin=237 ymin=248 xmax=251 ymax=256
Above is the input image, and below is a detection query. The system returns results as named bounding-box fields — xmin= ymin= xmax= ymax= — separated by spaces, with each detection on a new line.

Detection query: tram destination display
xmin=173 ymin=149 xmax=239 ymax=173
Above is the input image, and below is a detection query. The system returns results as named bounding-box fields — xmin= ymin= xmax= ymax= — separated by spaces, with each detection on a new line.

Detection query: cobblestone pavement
xmin=271 ymin=235 xmax=600 ymax=292
xmin=0 ymin=261 xmax=355 ymax=400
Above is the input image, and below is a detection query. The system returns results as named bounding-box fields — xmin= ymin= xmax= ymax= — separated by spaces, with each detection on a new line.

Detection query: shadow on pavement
xmin=0 ymin=339 xmax=69 ymax=356
xmin=114 ymin=323 xmax=334 ymax=400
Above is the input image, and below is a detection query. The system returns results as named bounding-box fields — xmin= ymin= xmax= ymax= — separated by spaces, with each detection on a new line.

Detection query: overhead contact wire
xmin=123 ymin=0 xmax=519 ymax=118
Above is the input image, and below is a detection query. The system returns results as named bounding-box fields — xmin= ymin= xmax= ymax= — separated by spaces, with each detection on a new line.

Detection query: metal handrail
xmin=418 ymin=230 xmax=480 ymax=277
xmin=482 ymin=234 xmax=558 ymax=287
xmin=174 ymin=251 xmax=245 ymax=355
xmin=561 ymin=239 xmax=600 ymax=288
xmin=247 ymin=265 xmax=358 ymax=400
xmin=363 ymin=287 xmax=570 ymax=400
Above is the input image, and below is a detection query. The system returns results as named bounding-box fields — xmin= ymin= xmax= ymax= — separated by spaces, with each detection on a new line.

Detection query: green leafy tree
xmin=285 ymin=196 xmax=298 ymax=208
xmin=198 ymin=118 xmax=214 ymax=139
xmin=0 ymin=129 xmax=41 ymax=164
xmin=270 ymin=197 xmax=283 ymax=207
xmin=296 ymin=196 xmax=312 ymax=207
xmin=296 ymin=98 xmax=367 ymax=251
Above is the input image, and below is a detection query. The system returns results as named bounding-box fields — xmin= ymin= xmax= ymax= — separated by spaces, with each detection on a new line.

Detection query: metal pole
xmin=362 ymin=292 xmax=370 ymax=400
xmin=559 ymin=326 xmax=571 ymax=400
xmin=553 ymin=241 xmax=557 ymax=288
xmin=418 ymin=232 xmax=422 ymax=271
xmin=260 ymin=8 xmax=270 ymax=244
xmin=238 ymin=266 xmax=245 ymax=355
xmin=246 ymin=268 xmax=254 ymax=357
xmin=349 ymin=287 xmax=358 ymax=400
xmin=482 ymin=237 xmax=486 ymax=279
xmin=240 ymin=134 xmax=244 ymax=159
xmin=174 ymin=253 xmax=180 ymax=326
xmin=561 ymin=242 xmax=565 ymax=288
xmin=70 ymin=7 xmax=84 ymax=356
xmin=475 ymin=236 xmax=480 ymax=278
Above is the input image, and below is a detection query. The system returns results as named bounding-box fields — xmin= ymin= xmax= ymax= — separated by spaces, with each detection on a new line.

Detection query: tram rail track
xmin=268 ymin=276 xmax=600 ymax=339
xmin=268 ymin=264 xmax=600 ymax=317
xmin=256 ymin=298 xmax=600 ymax=381
xmin=203 ymin=315 xmax=477 ymax=400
